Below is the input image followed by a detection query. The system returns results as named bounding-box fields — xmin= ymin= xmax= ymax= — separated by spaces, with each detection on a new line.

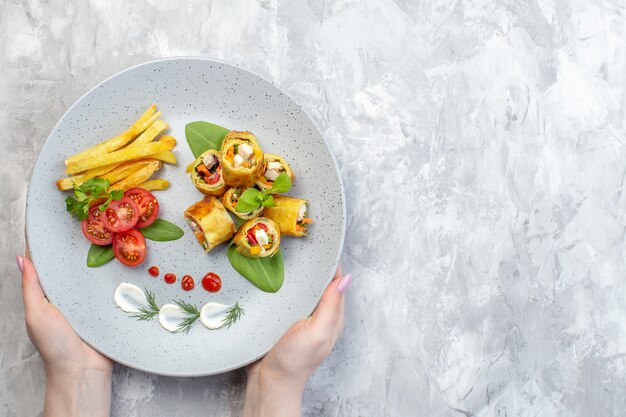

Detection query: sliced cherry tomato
xmin=124 ymin=188 xmax=159 ymax=228
xmin=112 ymin=229 xmax=146 ymax=267
xmin=246 ymin=229 xmax=258 ymax=246
xmin=102 ymin=196 xmax=140 ymax=232
xmin=257 ymin=223 xmax=268 ymax=232
xmin=181 ymin=275 xmax=195 ymax=291
xmin=205 ymin=168 xmax=221 ymax=185
xmin=201 ymin=272 xmax=221 ymax=293
xmin=81 ymin=205 xmax=114 ymax=245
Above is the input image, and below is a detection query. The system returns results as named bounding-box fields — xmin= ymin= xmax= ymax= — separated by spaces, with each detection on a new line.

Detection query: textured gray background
xmin=2 ymin=0 xmax=626 ymax=416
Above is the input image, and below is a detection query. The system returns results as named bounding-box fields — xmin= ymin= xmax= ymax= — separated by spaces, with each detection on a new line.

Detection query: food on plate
xmin=114 ymin=282 xmax=150 ymax=313
xmin=124 ymin=187 xmax=159 ymax=228
xmin=233 ymin=218 xmax=281 ymax=258
xmin=222 ymin=187 xmax=264 ymax=220
xmin=114 ymin=283 xmax=245 ymax=333
xmin=101 ymin=196 xmax=140 ymax=233
xmin=184 ymin=196 xmax=236 ymax=252
xmin=57 ymin=105 xmax=176 ymax=192
xmin=219 ymin=131 xmax=264 ymax=187
xmin=136 ymin=179 xmax=170 ymax=191
xmin=188 ymin=149 xmax=227 ymax=196
xmin=112 ymin=229 xmax=147 ymax=267
xmin=256 ymin=154 xmax=294 ymax=190
xmin=110 ymin=160 xmax=162 ymax=191
xmin=64 ymin=104 xmax=159 ymax=166
xmin=65 ymin=136 xmax=175 ymax=175
xmin=81 ymin=203 xmax=115 ymax=245
xmin=262 ymin=196 xmax=312 ymax=236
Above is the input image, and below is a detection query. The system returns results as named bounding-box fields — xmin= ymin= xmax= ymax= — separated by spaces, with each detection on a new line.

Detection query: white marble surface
xmin=2 ymin=0 xmax=626 ymax=416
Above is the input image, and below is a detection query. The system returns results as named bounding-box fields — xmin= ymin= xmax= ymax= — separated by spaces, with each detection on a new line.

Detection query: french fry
xmin=132 ymin=120 xmax=168 ymax=146
xmin=136 ymin=179 xmax=170 ymax=191
xmin=55 ymin=162 xmax=123 ymax=191
xmin=64 ymin=105 xmax=157 ymax=166
xmin=110 ymin=160 xmax=162 ymax=191
xmin=65 ymin=137 xmax=176 ymax=175
xmin=100 ymin=160 xmax=154 ymax=185
xmin=151 ymin=151 xmax=177 ymax=164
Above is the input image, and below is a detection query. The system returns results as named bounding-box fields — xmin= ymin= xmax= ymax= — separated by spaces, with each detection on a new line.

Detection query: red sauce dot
xmin=164 ymin=273 xmax=176 ymax=284
xmin=148 ymin=266 xmax=159 ymax=277
xmin=181 ymin=275 xmax=195 ymax=291
xmin=201 ymin=272 xmax=222 ymax=293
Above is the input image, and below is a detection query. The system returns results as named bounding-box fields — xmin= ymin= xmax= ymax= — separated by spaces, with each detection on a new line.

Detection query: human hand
xmin=17 ymin=253 xmax=113 ymax=417
xmin=243 ymin=266 xmax=352 ymax=417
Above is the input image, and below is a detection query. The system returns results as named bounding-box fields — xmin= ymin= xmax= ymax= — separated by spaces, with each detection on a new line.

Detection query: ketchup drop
xmin=164 ymin=273 xmax=176 ymax=284
xmin=148 ymin=266 xmax=159 ymax=277
xmin=181 ymin=275 xmax=195 ymax=291
xmin=201 ymin=272 xmax=222 ymax=293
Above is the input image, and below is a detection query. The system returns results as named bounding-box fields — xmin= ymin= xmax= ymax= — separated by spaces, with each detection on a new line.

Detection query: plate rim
xmin=25 ymin=56 xmax=346 ymax=376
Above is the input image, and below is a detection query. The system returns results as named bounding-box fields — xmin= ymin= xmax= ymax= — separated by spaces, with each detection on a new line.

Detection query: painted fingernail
xmin=337 ymin=274 xmax=352 ymax=294
xmin=16 ymin=255 xmax=24 ymax=273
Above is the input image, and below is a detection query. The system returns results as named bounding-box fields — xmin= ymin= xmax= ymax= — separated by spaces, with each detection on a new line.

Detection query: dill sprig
xmin=174 ymin=300 xmax=201 ymax=333
xmin=222 ymin=302 xmax=245 ymax=328
xmin=131 ymin=289 xmax=160 ymax=321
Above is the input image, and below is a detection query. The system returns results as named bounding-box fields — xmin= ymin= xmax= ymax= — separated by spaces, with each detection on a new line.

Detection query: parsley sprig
xmin=65 ymin=178 xmax=123 ymax=220
xmin=235 ymin=173 xmax=292 ymax=213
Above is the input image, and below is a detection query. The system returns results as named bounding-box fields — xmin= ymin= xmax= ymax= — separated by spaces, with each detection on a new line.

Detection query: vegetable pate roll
xmin=221 ymin=187 xmax=264 ymax=220
xmin=256 ymin=154 xmax=295 ymax=190
xmin=262 ymin=196 xmax=312 ymax=237
xmin=220 ymin=131 xmax=264 ymax=188
xmin=233 ymin=218 xmax=281 ymax=258
xmin=184 ymin=196 xmax=236 ymax=252
xmin=188 ymin=149 xmax=228 ymax=196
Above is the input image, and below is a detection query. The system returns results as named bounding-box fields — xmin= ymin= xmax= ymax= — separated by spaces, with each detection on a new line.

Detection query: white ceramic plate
xmin=26 ymin=58 xmax=345 ymax=376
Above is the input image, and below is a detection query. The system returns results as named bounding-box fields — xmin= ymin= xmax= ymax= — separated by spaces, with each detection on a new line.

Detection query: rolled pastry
xmin=221 ymin=187 xmax=264 ymax=220
xmin=233 ymin=218 xmax=281 ymax=258
xmin=256 ymin=154 xmax=295 ymax=190
xmin=184 ymin=196 xmax=236 ymax=252
xmin=188 ymin=149 xmax=228 ymax=196
xmin=220 ymin=131 xmax=264 ymax=188
xmin=262 ymin=196 xmax=312 ymax=237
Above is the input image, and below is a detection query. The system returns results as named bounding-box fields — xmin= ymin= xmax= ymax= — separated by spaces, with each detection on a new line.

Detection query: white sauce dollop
xmin=114 ymin=283 xmax=149 ymax=313
xmin=200 ymin=302 xmax=231 ymax=330
xmin=158 ymin=304 xmax=187 ymax=333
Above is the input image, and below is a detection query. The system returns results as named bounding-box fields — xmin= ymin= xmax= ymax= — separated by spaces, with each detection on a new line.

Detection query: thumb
xmin=18 ymin=255 xmax=48 ymax=316
xmin=308 ymin=266 xmax=351 ymax=334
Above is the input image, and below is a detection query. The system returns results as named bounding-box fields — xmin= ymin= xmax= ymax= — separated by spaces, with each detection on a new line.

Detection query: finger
xmin=309 ymin=266 xmax=348 ymax=334
xmin=20 ymin=256 xmax=48 ymax=315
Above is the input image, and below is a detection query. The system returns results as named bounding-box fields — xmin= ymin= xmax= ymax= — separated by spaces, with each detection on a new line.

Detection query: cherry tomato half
xmin=102 ymin=196 xmax=140 ymax=233
xmin=124 ymin=188 xmax=159 ymax=228
xmin=181 ymin=275 xmax=195 ymax=291
xmin=112 ymin=229 xmax=146 ymax=267
xmin=201 ymin=272 xmax=221 ymax=293
xmin=81 ymin=205 xmax=114 ymax=245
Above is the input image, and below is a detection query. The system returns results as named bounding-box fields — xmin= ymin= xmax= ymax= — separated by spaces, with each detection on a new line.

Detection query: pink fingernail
xmin=337 ymin=274 xmax=352 ymax=294
xmin=16 ymin=255 xmax=24 ymax=273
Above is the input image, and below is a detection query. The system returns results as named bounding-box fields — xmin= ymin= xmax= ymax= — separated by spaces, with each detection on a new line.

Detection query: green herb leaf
xmin=235 ymin=188 xmax=263 ymax=213
xmin=86 ymin=244 xmax=115 ymax=267
xmin=267 ymin=173 xmax=292 ymax=194
xmin=222 ymin=303 xmax=245 ymax=328
xmin=227 ymin=244 xmax=284 ymax=293
xmin=185 ymin=121 xmax=230 ymax=158
xmin=174 ymin=300 xmax=201 ymax=333
xmin=66 ymin=178 xmax=123 ymax=220
xmin=131 ymin=289 xmax=161 ymax=321
xmin=261 ymin=194 xmax=275 ymax=207
xmin=139 ymin=219 xmax=184 ymax=241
